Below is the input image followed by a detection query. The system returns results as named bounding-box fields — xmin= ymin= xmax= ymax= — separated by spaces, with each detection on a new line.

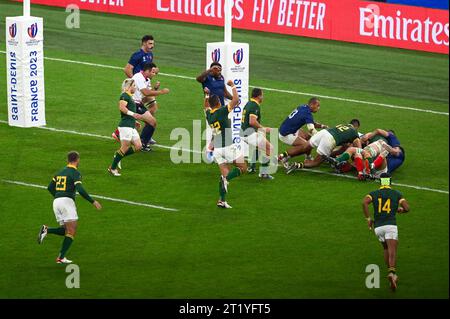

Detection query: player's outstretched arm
xmin=75 ymin=183 xmax=101 ymax=209
xmin=227 ymin=80 xmax=239 ymax=109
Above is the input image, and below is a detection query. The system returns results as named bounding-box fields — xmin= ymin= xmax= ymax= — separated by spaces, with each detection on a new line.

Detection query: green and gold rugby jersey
xmin=51 ymin=165 xmax=83 ymax=201
xmin=241 ymin=99 xmax=261 ymax=134
xmin=327 ymin=124 xmax=359 ymax=146
xmin=118 ymin=92 xmax=136 ymax=128
xmin=368 ymin=186 xmax=404 ymax=228
xmin=206 ymin=105 xmax=233 ymax=148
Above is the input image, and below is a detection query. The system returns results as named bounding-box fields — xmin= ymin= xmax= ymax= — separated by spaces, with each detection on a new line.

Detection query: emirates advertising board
xmin=17 ymin=0 xmax=449 ymax=54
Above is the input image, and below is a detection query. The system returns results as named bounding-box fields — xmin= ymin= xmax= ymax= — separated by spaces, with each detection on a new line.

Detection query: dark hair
xmin=350 ymin=119 xmax=360 ymax=127
xmin=67 ymin=151 xmax=80 ymax=163
xmin=208 ymin=95 xmax=220 ymax=108
xmin=143 ymin=62 xmax=157 ymax=71
xmin=388 ymin=129 xmax=396 ymax=135
xmin=308 ymin=97 xmax=320 ymax=105
xmin=380 ymin=173 xmax=391 ymax=178
xmin=141 ymin=35 xmax=154 ymax=43
xmin=252 ymin=88 xmax=263 ymax=99
xmin=210 ymin=62 xmax=222 ymax=68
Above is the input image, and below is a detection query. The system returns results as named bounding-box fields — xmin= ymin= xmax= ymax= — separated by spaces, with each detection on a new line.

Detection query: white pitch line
xmin=1 ymin=179 xmax=179 ymax=212
xmin=0 ymin=50 xmax=447 ymax=116
xmin=0 ymin=120 xmax=202 ymax=154
xmin=0 ymin=121 xmax=448 ymax=195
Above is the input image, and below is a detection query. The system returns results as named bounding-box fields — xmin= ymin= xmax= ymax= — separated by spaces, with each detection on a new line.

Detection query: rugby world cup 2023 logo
xmin=9 ymin=23 xmax=17 ymax=38
xmin=211 ymin=48 xmax=221 ymax=63
xmin=28 ymin=23 xmax=38 ymax=38
xmin=233 ymin=48 xmax=244 ymax=65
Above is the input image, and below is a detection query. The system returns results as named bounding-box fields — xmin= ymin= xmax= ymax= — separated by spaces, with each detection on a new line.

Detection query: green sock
xmin=59 ymin=235 xmax=74 ymax=259
xmin=47 ymin=227 xmax=65 ymax=236
xmin=337 ymin=152 xmax=350 ymax=162
xmin=111 ymin=150 xmax=125 ymax=169
xmin=219 ymin=180 xmax=226 ymax=201
xmin=226 ymin=167 xmax=241 ymax=181
xmin=124 ymin=145 xmax=136 ymax=156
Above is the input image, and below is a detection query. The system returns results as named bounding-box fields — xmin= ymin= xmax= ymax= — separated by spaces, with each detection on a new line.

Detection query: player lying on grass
xmin=277 ymin=97 xmax=327 ymax=167
xmin=240 ymin=88 xmax=277 ymax=179
xmin=361 ymin=129 xmax=405 ymax=175
xmin=325 ymin=139 xmax=400 ymax=181
xmin=205 ymin=80 xmax=246 ymax=209
xmin=362 ymin=173 xmax=410 ymax=291
xmin=108 ymin=79 xmax=143 ymax=176
xmin=38 ymin=151 xmax=102 ymax=264
xmin=112 ymin=62 xmax=169 ymax=152
xmin=285 ymin=122 xmax=361 ymax=174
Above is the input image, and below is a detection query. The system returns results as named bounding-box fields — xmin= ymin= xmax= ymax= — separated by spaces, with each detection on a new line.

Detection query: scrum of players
xmin=109 ymin=35 xmax=405 ymax=205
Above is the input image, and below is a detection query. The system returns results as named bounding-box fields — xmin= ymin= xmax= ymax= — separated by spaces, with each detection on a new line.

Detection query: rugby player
xmin=37 ymin=151 xmax=102 ymax=264
xmin=197 ymin=62 xmax=233 ymax=162
xmin=205 ymin=80 xmax=246 ymax=208
xmin=108 ymin=79 xmax=144 ymax=176
xmin=362 ymin=173 xmax=410 ymax=291
xmin=361 ymin=129 xmax=405 ymax=174
xmin=240 ymin=88 xmax=276 ymax=179
xmin=278 ymin=97 xmax=327 ymax=166
xmin=286 ymin=122 xmax=361 ymax=173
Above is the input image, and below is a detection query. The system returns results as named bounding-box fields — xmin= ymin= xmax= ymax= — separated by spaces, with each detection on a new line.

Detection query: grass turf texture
xmin=0 ymin=1 xmax=448 ymax=298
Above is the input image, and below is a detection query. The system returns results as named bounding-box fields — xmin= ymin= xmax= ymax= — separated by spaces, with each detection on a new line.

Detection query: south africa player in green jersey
xmin=286 ymin=122 xmax=361 ymax=173
xmin=108 ymin=78 xmax=144 ymax=176
xmin=37 ymin=151 xmax=102 ymax=264
xmin=240 ymin=88 xmax=276 ymax=179
xmin=362 ymin=173 xmax=410 ymax=291
xmin=205 ymin=80 xmax=246 ymax=208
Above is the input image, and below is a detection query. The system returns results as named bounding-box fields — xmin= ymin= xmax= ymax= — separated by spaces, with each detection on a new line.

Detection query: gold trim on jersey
xmin=379 ymin=186 xmax=391 ymax=189
xmin=366 ymin=194 xmax=373 ymax=201
xmin=209 ymin=107 xmax=220 ymax=114
xmin=250 ymin=98 xmax=260 ymax=106
xmin=74 ymin=181 xmax=82 ymax=185
xmin=67 ymin=164 xmax=78 ymax=170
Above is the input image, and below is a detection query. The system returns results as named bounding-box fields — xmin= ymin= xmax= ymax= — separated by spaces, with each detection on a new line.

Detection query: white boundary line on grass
xmin=0 ymin=50 xmax=448 ymax=116
xmin=0 ymin=120 xmax=448 ymax=195
xmin=1 ymin=179 xmax=179 ymax=212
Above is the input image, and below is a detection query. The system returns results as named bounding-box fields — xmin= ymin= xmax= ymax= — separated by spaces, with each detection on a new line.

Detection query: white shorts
xmin=118 ymin=126 xmax=140 ymax=142
xmin=244 ymin=131 xmax=267 ymax=149
xmin=213 ymin=144 xmax=243 ymax=165
xmin=374 ymin=225 xmax=398 ymax=243
xmin=279 ymin=132 xmax=298 ymax=146
xmin=53 ymin=197 xmax=78 ymax=226
xmin=309 ymin=130 xmax=336 ymax=156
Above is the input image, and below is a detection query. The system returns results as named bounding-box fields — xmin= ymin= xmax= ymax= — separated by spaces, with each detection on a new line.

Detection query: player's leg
xmin=258 ymin=134 xmax=276 ymax=179
xmin=56 ymin=220 xmax=77 ymax=264
xmin=140 ymin=111 xmax=157 ymax=151
xmin=218 ymin=163 xmax=231 ymax=207
xmin=109 ymin=129 xmax=132 ymax=176
xmin=386 ymin=238 xmax=399 ymax=290
xmin=353 ymin=152 xmax=366 ymax=180
xmin=55 ymin=198 xmax=78 ymax=264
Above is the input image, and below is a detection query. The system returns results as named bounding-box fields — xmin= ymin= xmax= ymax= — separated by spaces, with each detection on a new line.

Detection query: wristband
xmin=126 ymin=110 xmax=135 ymax=116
